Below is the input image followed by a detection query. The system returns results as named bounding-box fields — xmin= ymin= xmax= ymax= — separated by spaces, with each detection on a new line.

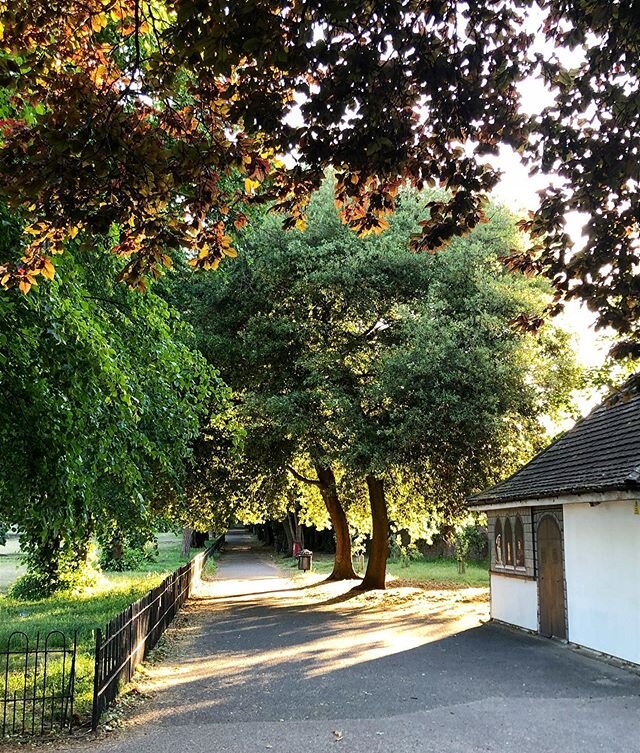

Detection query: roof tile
xmin=469 ymin=387 xmax=640 ymax=505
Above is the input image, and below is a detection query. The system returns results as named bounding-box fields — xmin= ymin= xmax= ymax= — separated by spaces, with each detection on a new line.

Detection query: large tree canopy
xmin=170 ymin=182 xmax=580 ymax=588
xmin=0 ymin=2 xmax=638 ymax=355
xmin=0 ymin=208 xmax=226 ymax=595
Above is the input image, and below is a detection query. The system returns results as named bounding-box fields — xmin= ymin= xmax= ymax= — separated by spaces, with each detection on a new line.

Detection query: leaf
xmin=556 ymin=69 xmax=574 ymax=88
xmin=91 ymin=14 xmax=106 ymax=32
xmin=233 ymin=214 xmax=248 ymax=230
xmin=41 ymin=259 xmax=56 ymax=280
xmin=244 ymin=177 xmax=260 ymax=194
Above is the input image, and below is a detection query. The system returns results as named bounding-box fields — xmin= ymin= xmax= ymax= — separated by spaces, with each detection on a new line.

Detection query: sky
xmin=490 ymin=147 xmax=610 ymax=373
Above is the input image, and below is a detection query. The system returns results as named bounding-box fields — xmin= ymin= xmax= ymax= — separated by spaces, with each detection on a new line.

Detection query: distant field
xmin=0 ymin=534 xmax=25 ymax=593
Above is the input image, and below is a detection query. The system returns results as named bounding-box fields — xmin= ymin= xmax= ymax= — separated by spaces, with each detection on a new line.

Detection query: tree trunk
xmin=359 ymin=475 xmax=389 ymax=590
xmin=315 ymin=464 xmax=358 ymax=580
xmin=192 ymin=530 xmax=208 ymax=547
xmin=291 ymin=508 xmax=304 ymax=552
xmin=109 ymin=536 xmax=124 ymax=563
xmin=282 ymin=515 xmax=294 ymax=556
xmin=39 ymin=533 xmax=63 ymax=595
xmin=181 ymin=527 xmax=193 ymax=557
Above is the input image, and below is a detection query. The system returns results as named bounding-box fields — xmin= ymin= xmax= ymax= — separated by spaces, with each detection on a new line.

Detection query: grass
xmin=387 ymin=557 xmax=489 ymax=587
xmin=0 ymin=534 xmax=25 ymax=593
xmin=203 ymin=553 xmax=219 ymax=578
xmin=0 ymin=534 xmax=207 ymax=721
xmin=281 ymin=552 xmax=489 ymax=588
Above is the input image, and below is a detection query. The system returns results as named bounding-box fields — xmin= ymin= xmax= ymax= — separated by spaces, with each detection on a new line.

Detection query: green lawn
xmin=282 ymin=552 xmax=489 ymax=588
xmin=0 ymin=534 xmax=206 ymax=720
xmin=0 ymin=534 xmax=26 ymax=593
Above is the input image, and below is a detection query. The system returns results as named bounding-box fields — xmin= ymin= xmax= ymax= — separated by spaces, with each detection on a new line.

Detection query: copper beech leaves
xmin=0 ymin=0 xmax=530 ymax=296
xmin=188 ymin=221 xmax=237 ymax=271
xmin=0 ymin=0 xmax=271 ymax=293
xmin=1 ymin=2 xmax=640 ymax=357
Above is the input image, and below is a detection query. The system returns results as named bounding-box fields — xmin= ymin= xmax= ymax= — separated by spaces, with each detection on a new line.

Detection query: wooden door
xmin=537 ymin=515 xmax=566 ymax=638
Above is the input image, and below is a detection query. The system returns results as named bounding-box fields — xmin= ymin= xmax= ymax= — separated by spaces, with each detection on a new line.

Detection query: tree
xmin=1 ymin=3 xmax=639 ymax=356
xmin=340 ymin=213 xmax=582 ymax=588
xmin=173 ymin=181 xmax=581 ymax=589
xmin=0 ymin=207 xmax=224 ymax=595
xmin=165 ymin=179 xmax=435 ymax=579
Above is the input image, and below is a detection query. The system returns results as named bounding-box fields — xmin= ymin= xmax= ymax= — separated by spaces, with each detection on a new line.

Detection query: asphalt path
xmin=53 ymin=529 xmax=640 ymax=753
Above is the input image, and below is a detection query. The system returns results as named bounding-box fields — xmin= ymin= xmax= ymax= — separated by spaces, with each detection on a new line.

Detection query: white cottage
xmin=469 ymin=385 xmax=640 ymax=665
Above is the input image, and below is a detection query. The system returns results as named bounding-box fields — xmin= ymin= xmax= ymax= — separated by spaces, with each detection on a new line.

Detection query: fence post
xmin=127 ymin=605 xmax=133 ymax=682
xmin=91 ymin=628 xmax=102 ymax=731
xmin=68 ymin=630 xmax=77 ymax=733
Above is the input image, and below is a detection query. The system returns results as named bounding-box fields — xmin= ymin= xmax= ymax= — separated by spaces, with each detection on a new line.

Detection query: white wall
xmin=564 ymin=500 xmax=640 ymax=664
xmin=491 ymin=573 xmax=538 ymax=631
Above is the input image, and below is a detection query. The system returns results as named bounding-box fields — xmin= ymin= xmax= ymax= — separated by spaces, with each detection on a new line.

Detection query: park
xmin=0 ymin=1 xmax=640 ymax=751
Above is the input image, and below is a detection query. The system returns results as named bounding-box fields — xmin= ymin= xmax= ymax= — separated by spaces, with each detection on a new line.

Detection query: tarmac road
xmin=52 ymin=529 xmax=640 ymax=753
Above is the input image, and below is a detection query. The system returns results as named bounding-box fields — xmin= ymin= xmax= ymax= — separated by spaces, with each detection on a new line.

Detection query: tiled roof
xmin=469 ymin=384 xmax=640 ymax=506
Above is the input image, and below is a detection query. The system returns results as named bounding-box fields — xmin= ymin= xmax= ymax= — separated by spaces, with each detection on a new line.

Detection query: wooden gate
xmin=537 ymin=515 xmax=566 ymax=638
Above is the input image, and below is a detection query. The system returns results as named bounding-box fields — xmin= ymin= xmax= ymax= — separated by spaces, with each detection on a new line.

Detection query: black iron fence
xmin=1 ymin=630 xmax=77 ymax=737
xmin=0 ymin=535 xmax=223 ymax=738
xmin=91 ymin=535 xmax=223 ymax=729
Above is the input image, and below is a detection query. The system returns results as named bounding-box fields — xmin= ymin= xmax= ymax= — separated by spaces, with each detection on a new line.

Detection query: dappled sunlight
xmin=131 ymin=568 xmax=489 ymax=713
xmin=130 ymin=695 xmax=227 ymax=726
xmin=195 ymin=575 xmax=290 ymax=597
xmin=113 ymin=533 xmax=492 ymax=732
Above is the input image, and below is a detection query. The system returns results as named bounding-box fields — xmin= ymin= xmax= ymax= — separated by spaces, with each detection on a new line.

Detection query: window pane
xmin=494 ymin=519 xmax=503 ymax=565
xmin=515 ymin=516 xmax=525 ymax=568
xmin=504 ymin=518 xmax=514 ymax=566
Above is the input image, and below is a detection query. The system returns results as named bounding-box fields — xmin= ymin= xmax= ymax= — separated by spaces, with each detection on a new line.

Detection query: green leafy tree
xmin=339 ymin=215 xmax=581 ymax=588
xmin=173 ymin=182 xmax=581 ymax=588
xmin=0 ymin=209 xmax=224 ymax=596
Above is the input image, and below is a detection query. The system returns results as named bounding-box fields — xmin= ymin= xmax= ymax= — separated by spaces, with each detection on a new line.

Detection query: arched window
xmin=504 ymin=518 xmax=514 ymax=566
xmin=494 ymin=518 xmax=503 ymax=565
xmin=515 ymin=516 xmax=525 ymax=568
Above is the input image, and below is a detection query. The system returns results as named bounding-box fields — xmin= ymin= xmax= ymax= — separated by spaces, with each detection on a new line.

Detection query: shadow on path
xmin=52 ymin=529 xmax=640 ymax=753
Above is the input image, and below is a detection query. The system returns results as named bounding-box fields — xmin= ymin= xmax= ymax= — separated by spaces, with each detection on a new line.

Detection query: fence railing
xmin=1 ymin=630 xmax=77 ymax=737
xmin=91 ymin=534 xmax=223 ymax=730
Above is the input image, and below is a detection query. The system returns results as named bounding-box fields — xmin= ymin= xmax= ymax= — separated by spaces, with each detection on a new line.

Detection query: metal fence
xmin=91 ymin=535 xmax=223 ymax=729
xmin=1 ymin=630 xmax=77 ymax=737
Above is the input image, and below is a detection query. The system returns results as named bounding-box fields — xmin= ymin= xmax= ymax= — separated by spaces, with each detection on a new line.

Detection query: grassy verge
xmin=0 ymin=535 xmax=207 ymax=720
xmin=203 ymin=553 xmax=219 ymax=578
xmin=280 ymin=552 xmax=489 ymax=588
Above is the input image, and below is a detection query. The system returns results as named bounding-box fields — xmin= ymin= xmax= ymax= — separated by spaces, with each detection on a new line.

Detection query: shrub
xmin=9 ymin=562 xmax=98 ymax=600
xmin=98 ymin=537 xmax=159 ymax=572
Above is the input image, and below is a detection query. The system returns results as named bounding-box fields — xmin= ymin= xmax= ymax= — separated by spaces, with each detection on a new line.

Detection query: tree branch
xmin=287 ymin=465 xmax=321 ymax=487
xmin=133 ymin=0 xmax=141 ymax=75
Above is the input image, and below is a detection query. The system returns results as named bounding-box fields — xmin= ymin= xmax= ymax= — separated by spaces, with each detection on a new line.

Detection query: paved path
xmin=60 ymin=530 xmax=640 ymax=753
